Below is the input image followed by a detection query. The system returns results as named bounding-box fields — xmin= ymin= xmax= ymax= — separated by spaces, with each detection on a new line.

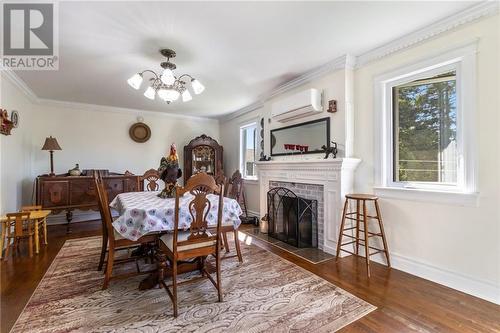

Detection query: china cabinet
xmin=183 ymin=134 xmax=223 ymax=183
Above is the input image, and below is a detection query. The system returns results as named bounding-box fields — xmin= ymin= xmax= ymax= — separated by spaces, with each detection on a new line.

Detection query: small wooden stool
xmin=336 ymin=194 xmax=390 ymax=277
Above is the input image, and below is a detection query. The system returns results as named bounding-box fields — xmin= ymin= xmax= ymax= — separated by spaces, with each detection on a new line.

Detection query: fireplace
xmin=256 ymin=159 xmax=361 ymax=255
xmin=267 ymin=187 xmax=318 ymax=248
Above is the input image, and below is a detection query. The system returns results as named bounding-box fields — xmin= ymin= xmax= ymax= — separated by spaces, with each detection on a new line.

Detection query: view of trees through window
xmin=393 ymin=71 xmax=457 ymax=184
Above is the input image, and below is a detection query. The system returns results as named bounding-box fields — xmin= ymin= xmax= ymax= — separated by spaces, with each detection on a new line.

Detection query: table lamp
xmin=41 ymin=136 xmax=62 ymax=176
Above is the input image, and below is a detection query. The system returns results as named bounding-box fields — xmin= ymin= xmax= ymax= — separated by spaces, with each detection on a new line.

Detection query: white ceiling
xmin=15 ymin=1 xmax=476 ymax=118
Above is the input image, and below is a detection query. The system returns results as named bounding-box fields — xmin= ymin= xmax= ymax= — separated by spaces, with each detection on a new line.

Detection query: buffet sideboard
xmin=36 ymin=171 xmax=141 ymax=233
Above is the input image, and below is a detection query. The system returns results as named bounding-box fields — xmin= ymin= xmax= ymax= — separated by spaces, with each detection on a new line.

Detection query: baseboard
xmin=323 ymin=242 xmax=351 ymax=258
xmin=328 ymin=238 xmax=499 ymax=304
xmin=369 ymin=251 xmax=500 ymax=305
xmin=246 ymin=210 xmax=260 ymax=218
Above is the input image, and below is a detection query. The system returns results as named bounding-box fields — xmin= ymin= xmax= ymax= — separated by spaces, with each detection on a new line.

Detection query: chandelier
xmin=127 ymin=48 xmax=205 ymax=103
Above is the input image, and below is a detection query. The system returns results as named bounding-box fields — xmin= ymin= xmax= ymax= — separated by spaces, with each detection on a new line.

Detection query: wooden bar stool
xmin=336 ymin=194 xmax=390 ymax=277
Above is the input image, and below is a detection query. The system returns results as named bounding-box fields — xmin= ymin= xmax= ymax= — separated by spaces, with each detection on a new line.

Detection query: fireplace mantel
xmin=256 ymin=158 xmax=361 ymax=255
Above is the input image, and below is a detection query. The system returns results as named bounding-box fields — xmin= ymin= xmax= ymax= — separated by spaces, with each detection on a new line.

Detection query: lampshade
xmin=127 ymin=73 xmax=143 ymax=90
xmin=182 ymin=89 xmax=192 ymax=102
xmin=41 ymin=136 xmax=62 ymax=151
xmin=143 ymin=86 xmax=156 ymax=100
xmin=191 ymin=79 xmax=205 ymax=94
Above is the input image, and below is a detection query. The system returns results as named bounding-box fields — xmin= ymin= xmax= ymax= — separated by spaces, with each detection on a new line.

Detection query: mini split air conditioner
xmin=271 ymin=88 xmax=323 ymax=122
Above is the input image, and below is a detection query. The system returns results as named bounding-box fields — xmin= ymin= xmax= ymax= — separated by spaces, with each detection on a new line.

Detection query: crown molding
xmin=263 ymin=54 xmax=356 ymax=101
xmin=37 ymin=98 xmax=218 ymax=122
xmin=1 ymin=69 xmax=217 ymax=122
xmin=1 ymin=68 xmax=39 ymax=104
xmin=219 ymin=100 xmax=265 ymax=123
xmin=356 ymin=1 xmax=499 ymax=67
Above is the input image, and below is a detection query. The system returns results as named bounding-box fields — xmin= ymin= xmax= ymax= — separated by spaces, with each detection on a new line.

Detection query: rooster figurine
xmin=157 ymin=143 xmax=182 ymax=198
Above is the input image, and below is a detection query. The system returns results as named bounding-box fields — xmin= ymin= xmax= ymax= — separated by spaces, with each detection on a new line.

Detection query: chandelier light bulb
xmin=157 ymin=88 xmax=168 ymax=101
xmin=127 ymin=73 xmax=143 ymax=90
xmin=165 ymin=89 xmax=180 ymax=101
xmin=161 ymin=68 xmax=176 ymax=85
xmin=191 ymin=79 xmax=205 ymax=95
xmin=182 ymin=89 xmax=192 ymax=102
xmin=143 ymin=86 xmax=156 ymax=100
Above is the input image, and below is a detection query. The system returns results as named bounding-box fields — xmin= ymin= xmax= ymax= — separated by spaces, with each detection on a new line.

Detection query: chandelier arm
xmin=139 ymin=69 xmax=160 ymax=80
xmin=177 ymin=74 xmax=194 ymax=81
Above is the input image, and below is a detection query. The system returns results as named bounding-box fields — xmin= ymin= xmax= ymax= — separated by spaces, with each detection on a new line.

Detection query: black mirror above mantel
xmin=270 ymin=117 xmax=330 ymax=157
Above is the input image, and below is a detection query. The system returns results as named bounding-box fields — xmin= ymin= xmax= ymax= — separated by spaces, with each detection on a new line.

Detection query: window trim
xmin=373 ymin=42 xmax=478 ymax=205
xmin=239 ymin=121 xmax=258 ymax=180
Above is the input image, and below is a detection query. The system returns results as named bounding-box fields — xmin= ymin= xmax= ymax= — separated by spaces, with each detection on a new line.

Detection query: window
xmin=240 ymin=122 xmax=257 ymax=179
xmin=393 ymin=71 xmax=457 ymax=185
xmin=374 ymin=44 xmax=478 ymax=204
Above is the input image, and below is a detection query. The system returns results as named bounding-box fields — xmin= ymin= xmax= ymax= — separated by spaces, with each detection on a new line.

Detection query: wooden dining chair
xmin=3 ymin=212 xmax=34 ymax=259
xmin=94 ymin=176 xmax=158 ymax=289
xmin=157 ymin=172 xmax=224 ymax=317
xmin=20 ymin=205 xmax=48 ymax=247
xmin=214 ymin=174 xmax=231 ymax=253
xmin=219 ymin=170 xmax=244 ymax=263
xmin=215 ymin=174 xmax=228 ymax=196
xmin=138 ymin=168 xmax=161 ymax=191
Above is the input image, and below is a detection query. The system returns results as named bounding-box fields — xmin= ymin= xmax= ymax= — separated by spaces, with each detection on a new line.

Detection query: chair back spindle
xmin=227 ymin=170 xmax=243 ymax=201
xmin=7 ymin=212 xmax=32 ymax=238
xmin=214 ymin=174 xmax=228 ymax=196
xmin=138 ymin=169 xmax=161 ymax=191
xmin=173 ymin=173 xmax=223 ymax=255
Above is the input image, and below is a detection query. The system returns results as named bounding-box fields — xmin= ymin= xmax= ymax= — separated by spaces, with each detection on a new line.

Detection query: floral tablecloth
xmin=109 ymin=191 xmax=243 ymax=241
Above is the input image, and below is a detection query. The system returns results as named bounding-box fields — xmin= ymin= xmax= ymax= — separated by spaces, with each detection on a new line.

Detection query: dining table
xmin=109 ymin=191 xmax=243 ymax=289
xmin=109 ymin=191 xmax=243 ymax=240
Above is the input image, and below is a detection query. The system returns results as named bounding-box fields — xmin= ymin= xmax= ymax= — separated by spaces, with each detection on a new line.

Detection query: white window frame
xmin=239 ymin=121 xmax=258 ymax=181
xmin=373 ymin=42 xmax=479 ymax=206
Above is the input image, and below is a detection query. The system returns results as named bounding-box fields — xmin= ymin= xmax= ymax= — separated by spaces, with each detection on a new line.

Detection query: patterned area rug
xmin=11 ymin=235 xmax=375 ymax=332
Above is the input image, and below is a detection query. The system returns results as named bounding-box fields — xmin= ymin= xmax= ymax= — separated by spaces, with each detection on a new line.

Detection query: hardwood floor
xmin=1 ymin=221 xmax=101 ymax=333
xmin=1 ymin=221 xmax=499 ymax=333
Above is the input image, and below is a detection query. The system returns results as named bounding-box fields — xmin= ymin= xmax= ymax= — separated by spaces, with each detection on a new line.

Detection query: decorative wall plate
xmin=129 ymin=122 xmax=151 ymax=143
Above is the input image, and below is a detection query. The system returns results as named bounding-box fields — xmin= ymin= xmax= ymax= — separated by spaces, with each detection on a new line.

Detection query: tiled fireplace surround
xmin=268 ymin=181 xmax=325 ymax=250
xmin=256 ymin=159 xmax=361 ymax=256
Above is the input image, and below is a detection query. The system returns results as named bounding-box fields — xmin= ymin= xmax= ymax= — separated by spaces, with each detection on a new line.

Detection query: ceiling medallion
xmin=127 ymin=48 xmax=205 ymax=104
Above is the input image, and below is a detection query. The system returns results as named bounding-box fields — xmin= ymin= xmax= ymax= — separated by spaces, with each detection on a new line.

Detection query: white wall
xmin=220 ymin=69 xmax=351 ymax=215
xmin=1 ymin=75 xmax=35 ymax=216
xmin=0 ymin=75 xmax=219 ymax=220
xmin=354 ymin=15 xmax=499 ymax=303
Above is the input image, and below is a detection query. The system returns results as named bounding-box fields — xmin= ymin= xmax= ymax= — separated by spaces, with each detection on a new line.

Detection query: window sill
xmin=243 ymin=178 xmax=259 ymax=185
xmin=373 ymin=186 xmax=479 ymax=207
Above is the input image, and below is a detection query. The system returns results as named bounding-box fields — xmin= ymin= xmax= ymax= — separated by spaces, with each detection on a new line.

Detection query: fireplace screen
xmin=267 ymin=187 xmax=318 ymax=248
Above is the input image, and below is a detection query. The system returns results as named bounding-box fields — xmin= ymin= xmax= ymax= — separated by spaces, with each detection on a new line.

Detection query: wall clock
xmin=129 ymin=122 xmax=151 ymax=143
